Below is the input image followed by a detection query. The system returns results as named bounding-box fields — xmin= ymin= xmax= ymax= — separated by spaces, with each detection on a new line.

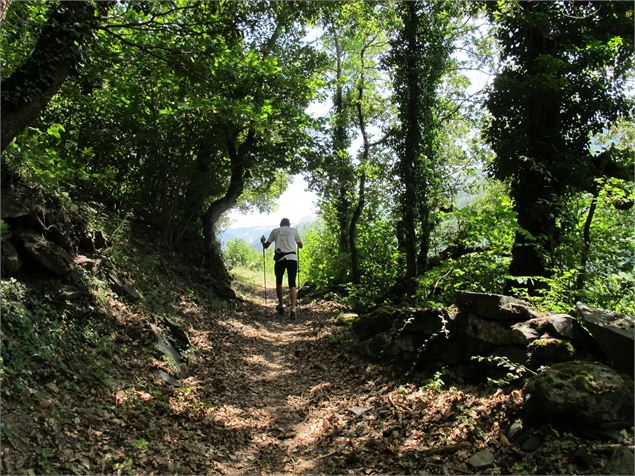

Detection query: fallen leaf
xmin=351 ymin=406 xmax=372 ymax=416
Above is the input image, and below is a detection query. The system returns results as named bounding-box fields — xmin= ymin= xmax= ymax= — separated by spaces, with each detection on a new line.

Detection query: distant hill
xmin=220 ymin=221 xmax=315 ymax=249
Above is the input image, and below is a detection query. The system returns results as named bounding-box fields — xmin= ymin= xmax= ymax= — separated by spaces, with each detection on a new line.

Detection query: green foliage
xmin=471 ymin=355 xmax=536 ymax=387
xmin=0 ymin=278 xmax=113 ymax=389
xmin=417 ymin=181 xmax=515 ymax=304
xmin=223 ymin=238 xmax=261 ymax=270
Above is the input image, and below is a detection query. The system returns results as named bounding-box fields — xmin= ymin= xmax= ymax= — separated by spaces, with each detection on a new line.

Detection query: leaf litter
xmin=2 ymin=279 xmax=631 ymax=475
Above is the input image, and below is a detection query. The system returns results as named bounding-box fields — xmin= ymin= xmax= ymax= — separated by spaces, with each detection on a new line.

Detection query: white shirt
xmin=267 ymin=226 xmax=302 ymax=261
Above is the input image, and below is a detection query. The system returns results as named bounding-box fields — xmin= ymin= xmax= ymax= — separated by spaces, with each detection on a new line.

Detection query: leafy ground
xmin=1 ymin=244 xmax=629 ymax=475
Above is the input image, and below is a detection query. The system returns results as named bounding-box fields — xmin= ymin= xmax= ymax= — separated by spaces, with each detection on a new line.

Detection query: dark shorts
xmin=275 ymin=259 xmax=298 ymax=288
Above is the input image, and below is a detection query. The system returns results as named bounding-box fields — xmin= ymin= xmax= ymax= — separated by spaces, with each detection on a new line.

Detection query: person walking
xmin=261 ymin=218 xmax=303 ymax=318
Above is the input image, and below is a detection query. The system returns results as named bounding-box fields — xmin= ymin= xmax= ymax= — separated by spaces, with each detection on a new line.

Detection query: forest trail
xmin=187 ymin=281 xmax=398 ymax=474
xmin=139 ymin=281 xmax=523 ymax=475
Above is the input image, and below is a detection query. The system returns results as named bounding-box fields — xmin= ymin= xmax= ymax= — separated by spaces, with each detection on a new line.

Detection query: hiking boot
xmin=275 ymin=304 xmax=284 ymax=316
xmin=289 ymin=310 xmax=296 ymax=319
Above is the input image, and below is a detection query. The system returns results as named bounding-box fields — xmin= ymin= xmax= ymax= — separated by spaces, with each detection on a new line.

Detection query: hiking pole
xmin=296 ymin=248 xmax=300 ymax=312
xmin=262 ymin=240 xmax=267 ymax=305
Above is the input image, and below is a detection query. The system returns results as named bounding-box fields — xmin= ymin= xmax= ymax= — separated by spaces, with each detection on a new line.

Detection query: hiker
xmin=260 ymin=218 xmax=303 ymax=318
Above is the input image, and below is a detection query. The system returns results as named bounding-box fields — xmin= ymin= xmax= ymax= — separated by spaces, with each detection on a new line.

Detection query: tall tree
xmin=485 ymin=0 xmax=633 ymax=295
xmin=386 ymin=0 xmax=459 ymax=295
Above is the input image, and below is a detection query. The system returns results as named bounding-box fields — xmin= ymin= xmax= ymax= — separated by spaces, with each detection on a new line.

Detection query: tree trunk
xmin=202 ymin=129 xmax=254 ymax=298
xmin=331 ymin=22 xmax=352 ymax=254
xmin=1 ymin=1 xmax=108 ymax=151
xmin=399 ymin=1 xmax=420 ymax=295
xmin=575 ymin=189 xmax=599 ymax=297
xmin=505 ymin=1 xmax=561 ymax=295
xmin=350 ymin=40 xmax=370 ymax=285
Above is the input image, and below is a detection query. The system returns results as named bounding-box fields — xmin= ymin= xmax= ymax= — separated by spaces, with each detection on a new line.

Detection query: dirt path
xmin=189 ymin=283 xmax=397 ymax=474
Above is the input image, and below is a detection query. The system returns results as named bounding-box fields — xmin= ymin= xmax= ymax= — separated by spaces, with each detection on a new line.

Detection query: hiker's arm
xmin=260 ymin=235 xmax=270 ymax=249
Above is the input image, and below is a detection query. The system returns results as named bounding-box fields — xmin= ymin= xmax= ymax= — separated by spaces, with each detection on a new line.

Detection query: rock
xmin=547 ymin=313 xmax=595 ymax=349
xmin=352 ymin=305 xmax=400 ymax=340
xmin=527 ymin=337 xmax=575 ymax=366
xmin=159 ymin=316 xmax=191 ymax=352
xmin=150 ymin=324 xmax=183 ymax=369
xmin=573 ymin=447 xmax=595 ymax=468
xmin=356 ymin=332 xmax=391 ymax=359
xmin=573 ymin=303 xmax=634 ymax=374
xmin=19 ymin=231 xmax=73 ymax=276
xmin=507 ymin=419 xmax=524 ymax=441
xmin=510 ymin=322 xmax=540 ymax=344
xmin=45 ymin=225 xmax=74 ymax=251
xmin=455 ymin=291 xmax=539 ymax=321
xmin=605 ymin=446 xmax=635 ymax=476
xmin=0 ymin=181 xmax=37 ymax=218
xmin=107 ymin=270 xmax=142 ymax=301
xmin=467 ymin=449 xmax=495 ymax=469
xmin=461 ymin=314 xmax=527 ymax=346
xmin=400 ymin=308 xmax=448 ymax=335
xmin=152 ymin=368 xmax=180 ymax=387
xmin=75 ymin=255 xmax=100 ymax=270
xmin=524 ymin=361 xmax=634 ymax=430
xmin=334 ymin=312 xmax=359 ymax=326
xmin=1 ymin=239 xmax=21 ymax=276
xmin=491 ymin=346 xmax=529 ymax=366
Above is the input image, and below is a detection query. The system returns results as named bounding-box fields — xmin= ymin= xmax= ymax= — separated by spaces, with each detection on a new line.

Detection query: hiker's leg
xmin=290 ymin=286 xmax=297 ymax=309
xmin=274 ymin=261 xmax=285 ymax=306
xmin=287 ymin=260 xmax=298 ymax=310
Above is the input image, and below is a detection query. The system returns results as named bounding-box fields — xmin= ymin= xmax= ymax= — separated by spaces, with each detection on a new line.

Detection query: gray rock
xmin=46 ymin=225 xmax=74 ymax=251
xmin=1 ymin=182 xmax=37 ymax=218
xmin=455 ymin=291 xmax=539 ymax=321
xmin=462 ymin=314 xmax=527 ymax=346
xmin=547 ymin=313 xmax=595 ymax=349
xmin=150 ymin=323 xmax=183 ymax=369
xmin=527 ymin=337 xmax=575 ymax=366
xmin=524 ymin=361 xmax=634 ymax=430
xmin=352 ymin=305 xmax=399 ymax=340
xmin=467 ymin=449 xmax=495 ymax=469
xmin=1 ymin=239 xmax=21 ymax=276
xmin=511 ymin=322 xmax=540 ymax=344
xmin=605 ymin=446 xmax=635 ymax=476
xmin=108 ymin=270 xmax=142 ymax=301
xmin=19 ymin=231 xmax=72 ymax=276
xmin=507 ymin=419 xmax=523 ymax=441
xmin=573 ymin=303 xmax=634 ymax=374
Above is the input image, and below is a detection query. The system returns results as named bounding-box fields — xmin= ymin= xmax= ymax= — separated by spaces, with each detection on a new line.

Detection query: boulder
xmin=0 ymin=181 xmax=37 ymax=218
xmin=455 ymin=291 xmax=540 ymax=321
xmin=460 ymin=314 xmax=527 ymax=346
xmin=510 ymin=322 xmax=540 ymax=344
xmin=352 ymin=305 xmax=400 ymax=340
xmin=527 ymin=337 xmax=575 ymax=366
xmin=573 ymin=303 xmax=634 ymax=373
xmin=1 ymin=239 xmax=21 ymax=276
xmin=45 ymin=225 xmax=74 ymax=251
xmin=524 ymin=361 xmax=634 ymax=430
xmin=19 ymin=231 xmax=73 ymax=276
xmin=546 ymin=314 xmax=594 ymax=348
xmin=150 ymin=324 xmax=183 ymax=369
xmin=605 ymin=446 xmax=635 ymax=476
